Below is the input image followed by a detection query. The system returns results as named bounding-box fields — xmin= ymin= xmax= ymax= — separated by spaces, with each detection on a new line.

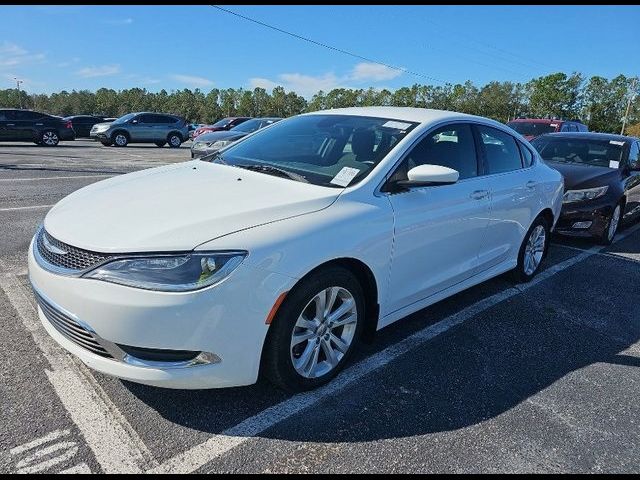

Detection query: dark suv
xmin=506 ymin=118 xmax=588 ymax=141
xmin=90 ymin=112 xmax=189 ymax=148
xmin=0 ymin=109 xmax=75 ymax=146
xmin=64 ymin=115 xmax=113 ymax=138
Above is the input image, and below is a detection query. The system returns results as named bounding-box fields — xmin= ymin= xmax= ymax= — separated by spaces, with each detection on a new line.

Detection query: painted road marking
xmin=0 ymin=264 xmax=157 ymax=474
xmin=0 ymin=175 xmax=113 ymax=182
xmin=10 ymin=429 xmax=88 ymax=474
xmin=149 ymin=223 xmax=640 ymax=474
xmin=0 ymin=205 xmax=54 ymax=212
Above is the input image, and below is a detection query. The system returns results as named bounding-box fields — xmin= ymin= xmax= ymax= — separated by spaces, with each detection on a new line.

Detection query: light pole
xmin=621 ymin=78 xmax=638 ymax=136
xmin=14 ymin=77 xmax=23 ymax=109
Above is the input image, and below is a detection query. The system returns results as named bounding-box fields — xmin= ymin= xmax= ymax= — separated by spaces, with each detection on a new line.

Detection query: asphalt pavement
xmin=1 ymin=139 xmax=638 ymax=473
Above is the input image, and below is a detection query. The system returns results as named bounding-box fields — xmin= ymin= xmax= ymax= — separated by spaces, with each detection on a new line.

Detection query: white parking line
xmin=149 ymin=222 xmax=640 ymax=474
xmin=0 ymin=175 xmax=113 ymax=182
xmin=0 ymin=267 xmax=157 ymax=474
xmin=10 ymin=429 xmax=89 ymax=474
xmin=0 ymin=205 xmax=54 ymax=212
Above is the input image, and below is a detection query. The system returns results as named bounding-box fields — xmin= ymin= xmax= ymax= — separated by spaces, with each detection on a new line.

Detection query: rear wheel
xmin=263 ymin=266 xmax=364 ymax=392
xmin=113 ymin=132 xmax=128 ymax=147
xmin=167 ymin=133 xmax=182 ymax=148
xmin=40 ymin=130 xmax=59 ymax=147
xmin=511 ymin=215 xmax=550 ymax=283
xmin=598 ymin=203 xmax=622 ymax=245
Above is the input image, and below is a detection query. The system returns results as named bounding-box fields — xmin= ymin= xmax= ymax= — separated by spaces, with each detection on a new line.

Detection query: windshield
xmin=212 ymin=118 xmax=232 ymax=127
xmin=507 ymin=121 xmax=557 ymax=136
xmin=231 ymin=118 xmax=262 ymax=133
xmin=205 ymin=114 xmax=418 ymax=188
xmin=531 ymin=137 xmax=625 ymax=168
xmin=113 ymin=113 xmax=136 ymax=124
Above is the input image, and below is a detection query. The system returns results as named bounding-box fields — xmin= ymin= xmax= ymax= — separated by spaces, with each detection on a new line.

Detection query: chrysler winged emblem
xmin=42 ymin=234 xmax=68 ymax=255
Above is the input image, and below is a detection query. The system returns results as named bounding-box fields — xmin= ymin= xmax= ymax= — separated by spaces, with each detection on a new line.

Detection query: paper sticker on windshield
xmin=609 ymin=160 xmax=620 ymax=169
xmin=549 ymin=124 xmax=558 ymax=127
xmin=610 ymin=140 xmax=625 ymax=146
xmin=382 ymin=120 xmax=412 ymax=130
xmin=330 ymin=167 xmax=360 ymax=187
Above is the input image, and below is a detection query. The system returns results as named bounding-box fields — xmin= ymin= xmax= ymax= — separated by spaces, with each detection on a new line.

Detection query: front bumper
xmin=555 ymin=198 xmax=615 ymax=239
xmin=28 ymin=240 xmax=295 ymax=389
xmin=90 ymin=131 xmax=110 ymax=141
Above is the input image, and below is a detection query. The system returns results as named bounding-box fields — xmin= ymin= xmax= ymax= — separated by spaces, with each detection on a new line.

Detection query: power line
xmin=211 ymin=5 xmax=448 ymax=85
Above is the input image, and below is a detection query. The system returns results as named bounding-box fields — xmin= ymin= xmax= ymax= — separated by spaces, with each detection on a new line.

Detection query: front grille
xmin=36 ymin=228 xmax=112 ymax=273
xmin=34 ymin=291 xmax=113 ymax=359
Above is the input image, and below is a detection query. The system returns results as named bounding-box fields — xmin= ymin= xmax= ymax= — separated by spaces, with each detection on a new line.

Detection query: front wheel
xmin=167 ymin=133 xmax=182 ymax=148
xmin=511 ymin=215 xmax=550 ymax=283
xmin=263 ymin=266 xmax=364 ymax=392
xmin=112 ymin=132 xmax=128 ymax=147
xmin=40 ymin=130 xmax=59 ymax=147
xmin=598 ymin=203 xmax=622 ymax=245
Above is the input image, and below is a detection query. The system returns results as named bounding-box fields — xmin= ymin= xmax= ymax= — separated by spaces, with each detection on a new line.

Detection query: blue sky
xmin=0 ymin=5 xmax=638 ymax=97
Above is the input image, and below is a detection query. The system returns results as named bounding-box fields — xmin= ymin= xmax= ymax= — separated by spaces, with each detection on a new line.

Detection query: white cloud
xmin=104 ymin=17 xmax=134 ymax=25
xmin=75 ymin=64 xmax=121 ymax=78
xmin=250 ymin=72 xmax=342 ymax=97
xmin=170 ymin=74 xmax=214 ymax=88
xmin=0 ymin=42 xmax=46 ymax=68
xmin=349 ymin=62 xmax=403 ymax=82
xmin=56 ymin=57 xmax=80 ymax=68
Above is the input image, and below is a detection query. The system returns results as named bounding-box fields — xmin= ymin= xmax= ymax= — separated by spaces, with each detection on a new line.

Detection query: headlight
xmin=193 ymin=142 xmax=211 ymax=149
xmin=94 ymin=124 xmax=110 ymax=133
xmin=83 ymin=252 xmax=247 ymax=292
xmin=211 ymin=140 xmax=233 ymax=150
xmin=563 ymin=186 xmax=608 ymax=203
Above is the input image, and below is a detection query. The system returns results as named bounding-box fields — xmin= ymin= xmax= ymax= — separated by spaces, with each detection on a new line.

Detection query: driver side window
xmin=389 ymin=123 xmax=478 ymax=184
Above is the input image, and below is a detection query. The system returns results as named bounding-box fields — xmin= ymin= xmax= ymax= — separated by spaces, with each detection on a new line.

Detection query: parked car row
xmin=0 ymin=108 xmax=75 ymax=146
xmin=191 ymin=117 xmax=282 ymax=158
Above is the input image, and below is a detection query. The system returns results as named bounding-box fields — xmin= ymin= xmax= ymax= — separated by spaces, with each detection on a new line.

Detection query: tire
xmin=598 ymin=202 xmax=622 ymax=246
xmin=112 ymin=131 xmax=128 ymax=147
xmin=155 ymin=141 xmax=166 ymax=148
xmin=510 ymin=215 xmax=550 ymax=283
xmin=40 ymin=129 xmax=59 ymax=147
xmin=167 ymin=133 xmax=182 ymax=148
xmin=263 ymin=266 xmax=365 ymax=392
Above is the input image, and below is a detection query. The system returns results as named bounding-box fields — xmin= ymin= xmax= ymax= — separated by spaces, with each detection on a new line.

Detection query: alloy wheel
xmin=523 ymin=225 xmax=546 ymax=276
xmin=42 ymin=131 xmax=59 ymax=146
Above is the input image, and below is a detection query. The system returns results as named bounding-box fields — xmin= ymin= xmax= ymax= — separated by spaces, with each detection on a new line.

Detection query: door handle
xmin=35 ymin=123 xmax=43 ymax=126
xmin=6 ymin=123 xmax=15 ymax=126
xmin=526 ymin=181 xmax=537 ymax=189
xmin=470 ymin=190 xmax=489 ymax=200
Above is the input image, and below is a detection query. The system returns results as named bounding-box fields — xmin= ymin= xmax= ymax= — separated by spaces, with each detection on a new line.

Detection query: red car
xmin=192 ymin=117 xmax=252 ymax=139
xmin=506 ymin=118 xmax=588 ymax=141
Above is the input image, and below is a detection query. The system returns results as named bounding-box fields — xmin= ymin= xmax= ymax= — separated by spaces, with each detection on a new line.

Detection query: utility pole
xmin=621 ymin=77 xmax=638 ymax=136
xmin=14 ymin=77 xmax=23 ymax=109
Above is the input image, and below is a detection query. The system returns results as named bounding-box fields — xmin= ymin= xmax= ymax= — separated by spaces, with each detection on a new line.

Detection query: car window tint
xmin=16 ymin=111 xmax=43 ymax=121
xmin=392 ymin=123 xmax=478 ymax=182
xmin=478 ymin=125 xmax=523 ymax=174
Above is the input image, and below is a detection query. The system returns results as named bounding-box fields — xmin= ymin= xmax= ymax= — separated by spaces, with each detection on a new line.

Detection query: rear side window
xmin=16 ymin=111 xmax=43 ymax=121
xmin=156 ymin=115 xmax=177 ymax=124
xmin=518 ymin=142 xmax=534 ymax=167
xmin=628 ymin=142 xmax=639 ymax=167
xmin=478 ymin=125 xmax=523 ymax=174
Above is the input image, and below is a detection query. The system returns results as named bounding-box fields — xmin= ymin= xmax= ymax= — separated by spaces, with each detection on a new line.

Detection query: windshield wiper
xmin=235 ymin=164 xmax=309 ymax=183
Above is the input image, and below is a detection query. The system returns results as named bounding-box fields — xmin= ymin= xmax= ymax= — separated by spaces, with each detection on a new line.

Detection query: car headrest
xmin=352 ymin=128 xmax=376 ymax=161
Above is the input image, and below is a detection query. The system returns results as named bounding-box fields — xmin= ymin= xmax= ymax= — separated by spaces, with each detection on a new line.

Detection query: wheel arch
xmin=167 ymin=130 xmax=184 ymax=142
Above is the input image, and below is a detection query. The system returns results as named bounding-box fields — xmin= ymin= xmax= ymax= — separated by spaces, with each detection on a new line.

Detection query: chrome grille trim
xmin=34 ymin=226 xmax=113 ymax=276
xmin=34 ymin=290 xmax=113 ymax=359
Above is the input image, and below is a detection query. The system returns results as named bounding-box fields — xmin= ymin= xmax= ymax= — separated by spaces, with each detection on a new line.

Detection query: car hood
xmin=194 ymin=131 xmax=247 ymax=143
xmin=44 ymin=161 xmax=340 ymax=253
xmin=546 ymin=161 xmax=620 ymax=190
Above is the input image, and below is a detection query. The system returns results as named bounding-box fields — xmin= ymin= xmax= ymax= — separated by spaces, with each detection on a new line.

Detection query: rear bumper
xmin=58 ymin=129 xmax=75 ymax=141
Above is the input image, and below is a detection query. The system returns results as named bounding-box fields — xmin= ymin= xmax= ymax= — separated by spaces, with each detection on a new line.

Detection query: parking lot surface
xmin=1 ymin=140 xmax=639 ymax=473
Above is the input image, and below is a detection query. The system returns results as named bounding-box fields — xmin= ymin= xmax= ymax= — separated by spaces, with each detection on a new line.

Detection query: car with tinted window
xmin=192 ymin=117 xmax=252 ymax=139
xmin=29 ymin=107 xmax=562 ymax=392
xmin=0 ymin=109 xmax=75 ymax=146
xmin=507 ymin=118 xmax=588 ymax=141
xmin=191 ymin=117 xmax=282 ymax=158
xmin=64 ymin=115 xmax=112 ymax=138
xmin=531 ymin=132 xmax=640 ymax=244
xmin=90 ymin=112 xmax=189 ymax=148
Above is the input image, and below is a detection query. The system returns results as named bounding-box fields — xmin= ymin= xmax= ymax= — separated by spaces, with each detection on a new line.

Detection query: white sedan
xmin=28 ymin=107 xmax=563 ymax=391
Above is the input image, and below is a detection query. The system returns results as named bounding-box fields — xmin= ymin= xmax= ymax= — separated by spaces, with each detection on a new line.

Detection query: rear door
xmin=14 ymin=110 xmax=43 ymax=141
xmin=475 ymin=124 xmax=540 ymax=272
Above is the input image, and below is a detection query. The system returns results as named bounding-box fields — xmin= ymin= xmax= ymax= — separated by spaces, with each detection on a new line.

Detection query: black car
xmin=531 ymin=132 xmax=640 ymax=244
xmin=64 ymin=115 xmax=112 ymax=138
xmin=191 ymin=117 xmax=282 ymax=159
xmin=0 ymin=109 xmax=75 ymax=146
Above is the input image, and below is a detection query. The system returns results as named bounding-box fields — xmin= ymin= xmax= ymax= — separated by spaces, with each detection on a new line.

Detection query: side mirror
xmin=395 ymin=164 xmax=460 ymax=189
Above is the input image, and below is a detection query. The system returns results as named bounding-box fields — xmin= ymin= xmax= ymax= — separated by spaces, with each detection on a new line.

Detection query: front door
xmin=384 ymin=123 xmax=491 ymax=315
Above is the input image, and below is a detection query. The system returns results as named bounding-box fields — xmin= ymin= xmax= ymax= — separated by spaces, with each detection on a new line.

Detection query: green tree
xmin=527 ymin=72 xmax=583 ymax=119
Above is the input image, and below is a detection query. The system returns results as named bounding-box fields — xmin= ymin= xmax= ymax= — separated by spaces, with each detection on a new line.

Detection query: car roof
xmin=303 ymin=106 xmax=496 ymax=127
xmin=538 ymin=132 xmax=637 ymax=143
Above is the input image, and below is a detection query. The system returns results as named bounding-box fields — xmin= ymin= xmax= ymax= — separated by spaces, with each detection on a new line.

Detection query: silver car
xmin=90 ymin=112 xmax=189 ymax=148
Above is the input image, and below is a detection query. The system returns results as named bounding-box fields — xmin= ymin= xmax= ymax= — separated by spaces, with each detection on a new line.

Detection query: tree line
xmin=1 ymin=72 xmax=638 ymax=135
